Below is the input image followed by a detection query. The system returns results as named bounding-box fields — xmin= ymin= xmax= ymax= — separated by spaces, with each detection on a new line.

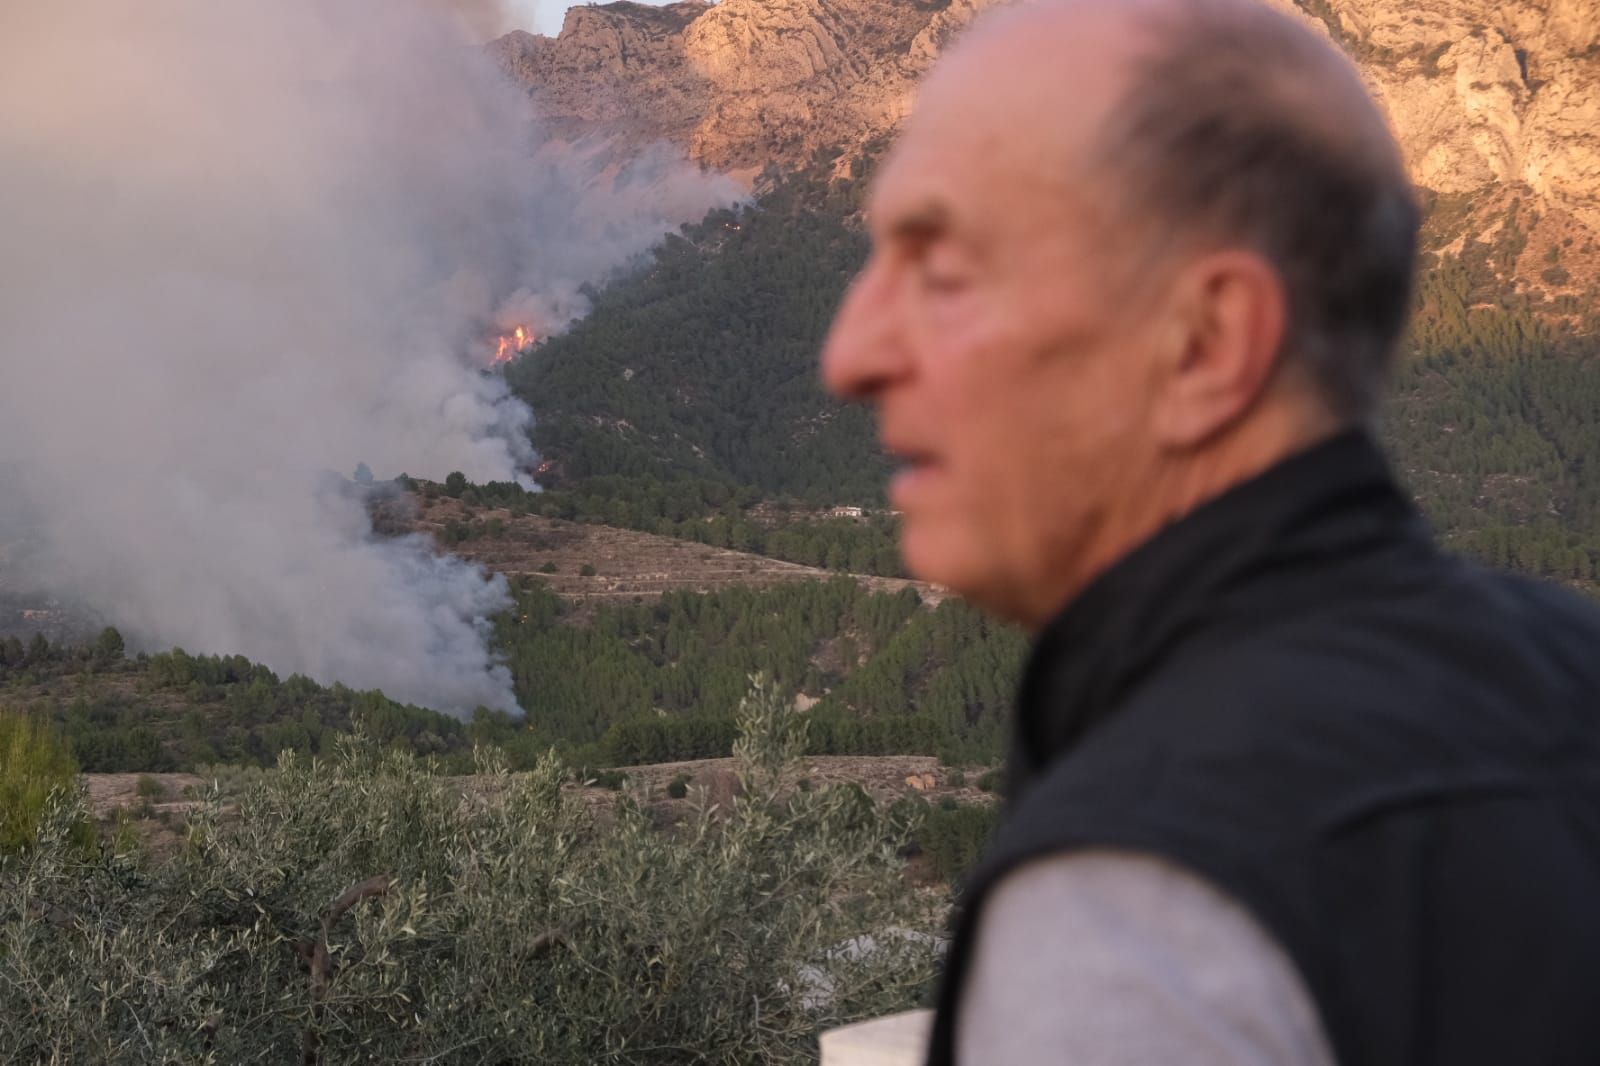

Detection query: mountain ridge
xmin=491 ymin=0 xmax=1600 ymax=296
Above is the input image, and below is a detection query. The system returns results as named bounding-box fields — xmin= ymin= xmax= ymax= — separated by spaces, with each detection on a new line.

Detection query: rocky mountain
xmin=491 ymin=0 xmax=1600 ymax=296
xmin=488 ymin=0 xmax=987 ymax=178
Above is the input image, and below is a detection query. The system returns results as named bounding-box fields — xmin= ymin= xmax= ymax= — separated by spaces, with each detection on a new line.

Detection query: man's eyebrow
xmin=884 ymin=202 xmax=951 ymax=248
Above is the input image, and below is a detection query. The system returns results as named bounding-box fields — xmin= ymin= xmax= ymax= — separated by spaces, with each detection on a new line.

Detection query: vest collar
xmin=1012 ymin=429 xmax=1425 ymax=790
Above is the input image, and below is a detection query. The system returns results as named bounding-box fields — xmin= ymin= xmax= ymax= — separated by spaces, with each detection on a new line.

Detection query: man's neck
xmin=1020 ymin=400 xmax=1349 ymax=631
xmin=1153 ymin=402 xmax=1349 ymax=541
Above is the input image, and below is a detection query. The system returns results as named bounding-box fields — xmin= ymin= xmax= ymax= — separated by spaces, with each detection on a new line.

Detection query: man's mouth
xmin=885 ymin=442 xmax=941 ymax=474
xmin=885 ymin=443 xmax=944 ymax=504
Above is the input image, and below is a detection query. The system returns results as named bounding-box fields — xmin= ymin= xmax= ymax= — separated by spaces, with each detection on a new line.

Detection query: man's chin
xmin=901 ymin=522 xmax=1042 ymax=624
xmin=901 ymin=523 xmax=997 ymax=601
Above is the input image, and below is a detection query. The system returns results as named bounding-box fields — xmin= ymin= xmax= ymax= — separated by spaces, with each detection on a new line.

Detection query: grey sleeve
xmin=956 ymin=849 xmax=1336 ymax=1066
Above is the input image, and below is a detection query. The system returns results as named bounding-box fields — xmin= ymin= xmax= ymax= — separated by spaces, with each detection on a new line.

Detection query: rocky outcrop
xmin=1318 ymin=0 xmax=1600 ymax=235
xmin=488 ymin=0 xmax=938 ymax=175
xmin=492 ymin=0 xmax=1600 ymax=286
xmin=488 ymin=3 xmax=712 ymax=145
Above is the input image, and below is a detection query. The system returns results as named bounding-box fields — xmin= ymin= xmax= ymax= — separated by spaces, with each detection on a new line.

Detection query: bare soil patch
xmin=405 ymin=496 xmax=943 ymax=618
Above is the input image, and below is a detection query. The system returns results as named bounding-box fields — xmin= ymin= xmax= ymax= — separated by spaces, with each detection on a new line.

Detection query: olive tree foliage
xmin=0 ymin=678 xmax=939 ymax=1064
xmin=0 ymin=711 xmax=81 ymax=852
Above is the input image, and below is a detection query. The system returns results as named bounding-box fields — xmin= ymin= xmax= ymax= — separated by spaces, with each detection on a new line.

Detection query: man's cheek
xmin=919 ymin=305 xmax=998 ymax=365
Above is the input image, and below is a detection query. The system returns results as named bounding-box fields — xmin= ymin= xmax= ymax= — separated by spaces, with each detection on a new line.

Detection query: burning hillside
xmin=493 ymin=325 xmax=537 ymax=364
xmin=0 ymin=0 xmax=740 ymax=716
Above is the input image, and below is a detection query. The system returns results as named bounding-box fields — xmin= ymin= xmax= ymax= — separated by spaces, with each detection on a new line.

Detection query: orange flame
xmin=492 ymin=325 xmax=535 ymax=365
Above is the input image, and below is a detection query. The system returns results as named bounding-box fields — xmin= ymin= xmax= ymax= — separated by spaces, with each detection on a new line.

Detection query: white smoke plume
xmin=0 ymin=1 xmax=740 ymax=714
xmin=445 ymin=0 xmax=524 ymax=40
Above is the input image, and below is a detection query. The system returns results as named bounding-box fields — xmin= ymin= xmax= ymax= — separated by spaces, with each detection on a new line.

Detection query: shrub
xmin=919 ymin=802 xmax=1001 ymax=885
xmin=93 ymin=626 xmax=125 ymax=664
xmin=579 ymin=563 xmax=598 ymax=577
xmin=976 ymin=768 xmax=1004 ymax=794
xmin=947 ymin=769 xmax=966 ymax=788
xmin=191 ymin=762 xmax=271 ymax=798
xmin=135 ymin=775 xmax=165 ymax=800
xmin=538 ymin=561 xmax=558 ymax=574
xmin=667 ymin=772 xmax=692 ymax=799
xmin=0 ymin=679 xmax=938 ymax=1062
xmin=0 ymin=711 xmax=80 ymax=852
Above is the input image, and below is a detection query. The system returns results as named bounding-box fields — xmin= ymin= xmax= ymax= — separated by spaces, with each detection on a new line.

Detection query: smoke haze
xmin=0 ymin=1 xmax=739 ymax=714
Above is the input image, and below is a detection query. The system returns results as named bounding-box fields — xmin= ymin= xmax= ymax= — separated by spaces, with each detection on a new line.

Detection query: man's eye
xmin=920 ymin=269 xmax=970 ymax=294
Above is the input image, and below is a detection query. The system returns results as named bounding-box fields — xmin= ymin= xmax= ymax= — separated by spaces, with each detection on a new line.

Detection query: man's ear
xmin=1148 ymin=250 xmax=1288 ymax=448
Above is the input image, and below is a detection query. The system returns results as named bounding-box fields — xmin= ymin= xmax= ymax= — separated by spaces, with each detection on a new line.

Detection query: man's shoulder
xmin=1011 ymin=561 xmax=1600 ymax=838
xmin=1123 ymin=558 xmax=1600 ymax=734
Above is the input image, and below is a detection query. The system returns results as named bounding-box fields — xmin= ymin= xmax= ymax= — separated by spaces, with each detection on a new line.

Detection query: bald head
xmin=917 ymin=0 xmax=1420 ymax=417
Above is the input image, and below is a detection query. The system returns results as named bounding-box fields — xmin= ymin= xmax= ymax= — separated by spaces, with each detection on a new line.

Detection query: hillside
xmin=503 ymin=167 xmax=886 ymax=502
xmin=507 ymin=154 xmax=1600 ymax=592
xmin=1 ymin=565 xmax=1018 ymax=773
xmin=493 ymin=0 xmax=1600 ymax=556
xmin=491 ymin=0 xmax=1600 ymax=297
xmin=7 ymin=0 xmax=1599 ymax=785
xmin=403 ymin=490 xmax=939 ymax=611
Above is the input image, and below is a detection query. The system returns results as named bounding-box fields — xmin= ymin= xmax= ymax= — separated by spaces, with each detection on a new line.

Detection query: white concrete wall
xmin=820 ymin=1010 xmax=933 ymax=1066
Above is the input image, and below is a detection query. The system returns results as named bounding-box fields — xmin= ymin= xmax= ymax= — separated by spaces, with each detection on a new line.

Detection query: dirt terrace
xmin=405 ymin=496 xmax=944 ymax=616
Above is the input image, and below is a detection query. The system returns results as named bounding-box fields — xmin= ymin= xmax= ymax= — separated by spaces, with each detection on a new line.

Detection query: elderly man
xmin=821 ymin=0 xmax=1600 ymax=1064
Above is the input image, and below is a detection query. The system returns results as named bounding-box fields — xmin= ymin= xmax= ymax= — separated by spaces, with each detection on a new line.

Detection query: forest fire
xmin=492 ymin=325 xmax=535 ymax=364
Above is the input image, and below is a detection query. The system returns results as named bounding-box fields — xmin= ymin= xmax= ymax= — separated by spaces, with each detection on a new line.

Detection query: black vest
xmin=926 ymin=431 xmax=1600 ymax=1066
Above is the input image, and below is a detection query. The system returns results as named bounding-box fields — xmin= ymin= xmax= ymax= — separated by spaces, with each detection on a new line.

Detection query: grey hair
xmin=1094 ymin=0 xmax=1420 ymax=419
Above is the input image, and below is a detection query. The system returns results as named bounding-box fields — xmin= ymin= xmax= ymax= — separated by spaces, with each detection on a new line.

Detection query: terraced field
xmin=406 ymin=494 xmax=944 ymax=616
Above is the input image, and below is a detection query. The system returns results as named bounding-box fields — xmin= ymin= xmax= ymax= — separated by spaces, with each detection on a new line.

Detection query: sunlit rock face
xmin=492 ymin=0 xmax=1600 ymax=292
xmin=1324 ymin=0 xmax=1600 ymax=232
xmin=487 ymin=0 xmax=936 ymax=176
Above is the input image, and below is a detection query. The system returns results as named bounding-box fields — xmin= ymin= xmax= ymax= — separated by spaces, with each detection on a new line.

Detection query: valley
xmin=5 ymin=1 xmax=1600 ymax=1060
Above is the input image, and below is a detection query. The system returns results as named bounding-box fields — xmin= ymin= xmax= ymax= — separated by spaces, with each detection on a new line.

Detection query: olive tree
xmin=0 ymin=679 xmax=939 ymax=1063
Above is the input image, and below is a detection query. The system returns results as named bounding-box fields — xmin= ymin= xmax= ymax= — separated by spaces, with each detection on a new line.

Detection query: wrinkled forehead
xmin=867 ymin=7 xmax=1142 ymax=253
xmin=866 ymin=111 xmax=1085 ymax=262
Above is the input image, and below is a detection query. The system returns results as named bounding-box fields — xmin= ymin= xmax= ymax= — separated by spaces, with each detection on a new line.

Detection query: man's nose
xmin=820 ymin=258 xmax=909 ymax=402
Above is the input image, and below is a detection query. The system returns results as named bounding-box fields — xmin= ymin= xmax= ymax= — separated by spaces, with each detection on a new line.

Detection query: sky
xmin=510 ymin=0 xmax=680 ymax=36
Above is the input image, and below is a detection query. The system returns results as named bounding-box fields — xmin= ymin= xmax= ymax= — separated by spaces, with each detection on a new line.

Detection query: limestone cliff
xmin=490 ymin=0 xmax=1600 ymax=293
xmin=488 ymin=0 xmax=938 ymax=178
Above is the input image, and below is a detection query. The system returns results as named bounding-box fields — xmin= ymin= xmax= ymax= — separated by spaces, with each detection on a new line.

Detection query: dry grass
xmin=405 ymin=495 xmax=943 ymax=619
xmin=86 ymin=755 xmax=995 ymax=844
